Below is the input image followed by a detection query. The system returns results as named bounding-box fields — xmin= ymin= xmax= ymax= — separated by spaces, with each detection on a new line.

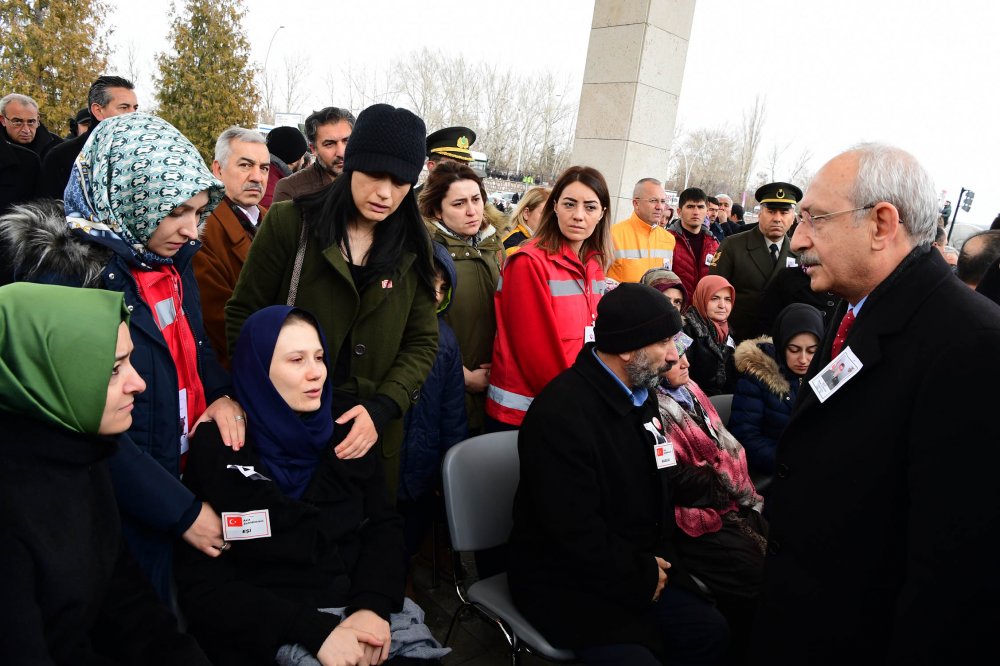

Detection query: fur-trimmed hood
xmin=734 ymin=336 xmax=791 ymax=397
xmin=0 ymin=200 xmax=112 ymax=287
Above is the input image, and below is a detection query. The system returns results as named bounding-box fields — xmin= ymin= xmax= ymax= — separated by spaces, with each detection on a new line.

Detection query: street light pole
xmin=264 ymin=25 xmax=285 ymax=74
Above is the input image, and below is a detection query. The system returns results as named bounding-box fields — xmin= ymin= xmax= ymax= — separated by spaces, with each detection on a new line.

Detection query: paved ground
xmin=408 ymin=531 xmax=552 ymax=665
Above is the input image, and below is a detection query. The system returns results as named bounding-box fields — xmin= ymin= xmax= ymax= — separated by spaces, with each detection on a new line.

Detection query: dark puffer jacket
xmin=728 ymin=337 xmax=801 ymax=476
xmin=399 ymin=243 xmax=467 ymax=501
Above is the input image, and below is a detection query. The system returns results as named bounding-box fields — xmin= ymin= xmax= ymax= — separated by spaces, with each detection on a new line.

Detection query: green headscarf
xmin=0 ymin=283 xmax=130 ymax=433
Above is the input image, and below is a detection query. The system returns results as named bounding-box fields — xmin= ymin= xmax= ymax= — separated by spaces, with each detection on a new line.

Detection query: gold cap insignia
xmin=457 ymin=136 xmax=470 ymax=150
xmin=777 ymin=188 xmax=785 ymax=199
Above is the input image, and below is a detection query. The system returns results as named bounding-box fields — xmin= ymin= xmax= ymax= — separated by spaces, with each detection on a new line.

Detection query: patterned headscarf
xmin=64 ymin=112 xmax=223 ymax=267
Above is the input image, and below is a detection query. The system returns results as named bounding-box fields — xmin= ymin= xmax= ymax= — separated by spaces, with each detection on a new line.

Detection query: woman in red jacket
xmin=485 ymin=166 xmax=613 ymax=430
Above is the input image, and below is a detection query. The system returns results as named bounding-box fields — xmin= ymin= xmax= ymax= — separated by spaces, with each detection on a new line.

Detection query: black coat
xmin=759 ymin=266 xmax=839 ymax=329
xmin=753 ymin=247 xmax=1000 ymax=664
xmin=0 ymin=413 xmax=210 ymax=665
xmin=0 ymin=140 xmax=39 ymax=286
xmin=175 ymin=422 xmax=405 ymax=665
xmin=2 ymin=122 xmax=60 ymax=158
xmin=683 ymin=308 xmax=736 ymax=396
xmin=508 ymin=343 xmax=702 ymax=656
xmin=38 ymin=125 xmax=93 ymax=199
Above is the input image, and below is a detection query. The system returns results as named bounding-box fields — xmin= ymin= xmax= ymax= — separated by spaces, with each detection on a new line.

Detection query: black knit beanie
xmin=266 ymin=126 xmax=308 ymax=165
xmin=595 ymin=283 xmax=683 ymax=353
xmin=343 ymin=104 xmax=426 ymax=185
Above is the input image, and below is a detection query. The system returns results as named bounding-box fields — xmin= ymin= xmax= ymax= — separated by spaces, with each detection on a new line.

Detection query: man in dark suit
xmin=38 ymin=76 xmax=138 ymax=199
xmin=751 ymin=144 xmax=1000 ymax=664
xmin=709 ymin=182 xmax=802 ymax=342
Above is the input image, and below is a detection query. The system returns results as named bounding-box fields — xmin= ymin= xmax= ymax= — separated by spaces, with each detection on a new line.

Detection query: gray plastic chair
xmin=441 ymin=431 xmax=578 ymax=664
xmin=709 ymin=392 xmax=733 ymax=426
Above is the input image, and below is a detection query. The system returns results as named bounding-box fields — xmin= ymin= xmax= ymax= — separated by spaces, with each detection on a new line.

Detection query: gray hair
xmin=715 ymin=193 xmax=733 ymax=204
xmin=847 ymin=142 xmax=938 ymax=245
xmin=632 ymin=177 xmax=663 ymax=198
xmin=0 ymin=93 xmax=39 ymax=116
xmin=214 ymin=126 xmax=266 ymax=167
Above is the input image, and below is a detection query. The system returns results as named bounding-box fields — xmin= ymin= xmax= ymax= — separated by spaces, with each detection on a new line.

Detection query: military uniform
xmin=709 ymin=182 xmax=802 ymax=342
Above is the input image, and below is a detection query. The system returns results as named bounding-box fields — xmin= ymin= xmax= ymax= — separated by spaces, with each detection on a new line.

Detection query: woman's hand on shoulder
xmin=182 ymin=502 xmax=226 ymax=557
xmin=190 ymin=395 xmax=247 ymax=450
xmin=340 ymin=610 xmax=391 ymax=665
xmin=317 ymin=624 xmax=371 ymax=666
xmin=334 ymin=405 xmax=377 ymax=459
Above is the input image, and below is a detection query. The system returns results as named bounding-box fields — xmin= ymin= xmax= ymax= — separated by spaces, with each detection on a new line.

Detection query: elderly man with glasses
xmin=607 ymin=177 xmax=677 ymax=283
xmin=751 ymin=143 xmax=1000 ymax=664
xmin=0 ymin=93 xmax=60 ymax=158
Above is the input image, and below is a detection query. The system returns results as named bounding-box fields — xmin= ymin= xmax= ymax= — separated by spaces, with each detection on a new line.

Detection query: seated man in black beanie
xmin=508 ymin=282 xmax=730 ymax=666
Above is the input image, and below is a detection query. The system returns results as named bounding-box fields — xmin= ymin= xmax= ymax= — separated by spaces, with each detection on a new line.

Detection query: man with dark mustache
xmin=193 ymin=126 xmax=271 ymax=367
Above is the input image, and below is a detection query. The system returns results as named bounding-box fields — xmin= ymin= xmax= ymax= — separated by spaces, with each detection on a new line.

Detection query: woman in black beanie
xmin=226 ymin=103 xmax=438 ymax=501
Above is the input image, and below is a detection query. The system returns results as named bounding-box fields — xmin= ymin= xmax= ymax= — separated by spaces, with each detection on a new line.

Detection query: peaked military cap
xmin=426 ymin=126 xmax=476 ymax=162
xmin=755 ymin=181 xmax=803 ymax=209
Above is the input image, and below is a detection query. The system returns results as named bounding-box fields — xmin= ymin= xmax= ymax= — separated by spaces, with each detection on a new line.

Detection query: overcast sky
xmin=110 ymin=0 xmax=1000 ymax=230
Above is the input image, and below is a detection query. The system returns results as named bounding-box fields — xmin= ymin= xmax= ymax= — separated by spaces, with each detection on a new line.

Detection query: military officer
xmin=709 ymin=181 xmax=802 ymax=342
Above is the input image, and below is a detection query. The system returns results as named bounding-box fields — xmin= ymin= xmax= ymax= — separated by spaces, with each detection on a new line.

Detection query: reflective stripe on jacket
xmin=486 ymin=241 xmax=605 ymax=426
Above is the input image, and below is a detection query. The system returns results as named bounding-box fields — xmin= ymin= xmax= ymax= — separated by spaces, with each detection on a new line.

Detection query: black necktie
xmin=769 ymin=243 xmax=779 ymax=264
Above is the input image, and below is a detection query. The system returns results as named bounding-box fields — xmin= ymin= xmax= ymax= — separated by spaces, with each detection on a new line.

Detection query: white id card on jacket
xmin=809 ymin=347 xmax=863 ymax=403
xmin=222 ymin=510 xmax=272 ymax=540
xmin=644 ymin=421 xmax=676 ymax=469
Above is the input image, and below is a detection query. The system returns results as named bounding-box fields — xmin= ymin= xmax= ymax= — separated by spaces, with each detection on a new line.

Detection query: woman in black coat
xmin=176 ymin=305 xmax=447 ymax=666
xmin=0 ymin=282 xmax=210 ymax=665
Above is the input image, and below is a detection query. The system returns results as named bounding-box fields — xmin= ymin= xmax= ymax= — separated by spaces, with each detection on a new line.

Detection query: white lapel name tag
xmin=644 ymin=421 xmax=676 ymax=469
xmin=786 ymin=256 xmax=798 ymax=268
xmin=222 ymin=509 xmax=272 ymax=540
xmin=809 ymin=347 xmax=863 ymax=403
xmin=584 ymin=324 xmax=595 ymax=343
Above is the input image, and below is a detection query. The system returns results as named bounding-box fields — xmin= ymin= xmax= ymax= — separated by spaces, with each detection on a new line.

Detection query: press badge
xmin=644 ymin=421 xmax=676 ymax=469
xmin=222 ymin=510 xmax=272 ymax=540
xmin=704 ymin=253 xmax=714 ymax=266
xmin=786 ymin=257 xmax=798 ymax=268
xmin=808 ymin=347 xmax=863 ymax=403
xmin=584 ymin=325 xmax=595 ymax=343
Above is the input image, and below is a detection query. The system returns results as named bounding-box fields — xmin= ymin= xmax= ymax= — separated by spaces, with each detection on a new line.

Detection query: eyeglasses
xmin=801 ymin=203 xmax=875 ymax=227
xmin=3 ymin=116 xmax=38 ymax=128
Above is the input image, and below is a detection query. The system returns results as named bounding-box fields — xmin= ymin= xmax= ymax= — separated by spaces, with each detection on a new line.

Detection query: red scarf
xmin=131 ymin=265 xmax=207 ymax=469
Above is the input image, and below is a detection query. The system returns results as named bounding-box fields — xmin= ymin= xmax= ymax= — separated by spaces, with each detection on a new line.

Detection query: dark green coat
xmin=430 ymin=224 xmax=503 ymax=432
xmin=709 ymin=227 xmax=794 ymax=342
xmin=225 ymin=201 xmax=439 ymax=499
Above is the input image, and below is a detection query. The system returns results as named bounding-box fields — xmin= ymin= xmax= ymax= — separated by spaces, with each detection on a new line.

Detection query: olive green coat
xmin=430 ymin=224 xmax=503 ymax=432
xmin=226 ymin=201 xmax=439 ymax=499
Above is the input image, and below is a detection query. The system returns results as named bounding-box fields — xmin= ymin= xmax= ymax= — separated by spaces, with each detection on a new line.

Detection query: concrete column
xmin=571 ymin=0 xmax=696 ymax=223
